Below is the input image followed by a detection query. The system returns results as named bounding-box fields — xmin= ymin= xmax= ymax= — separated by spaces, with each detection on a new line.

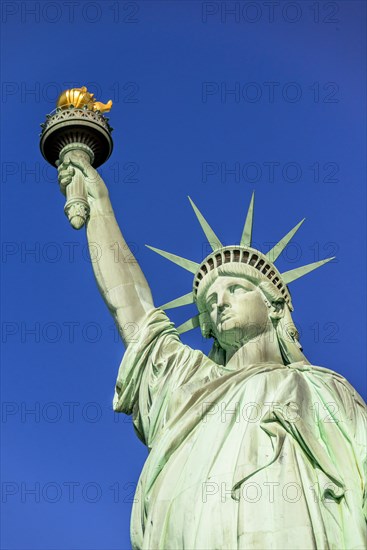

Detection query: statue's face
xmin=205 ymin=276 xmax=270 ymax=349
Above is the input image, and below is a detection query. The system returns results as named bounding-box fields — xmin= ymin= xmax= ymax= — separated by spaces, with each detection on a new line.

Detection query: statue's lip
xmin=218 ymin=312 xmax=233 ymax=323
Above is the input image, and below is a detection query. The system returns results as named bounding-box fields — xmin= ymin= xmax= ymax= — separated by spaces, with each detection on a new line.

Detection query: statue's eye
xmin=229 ymin=285 xmax=247 ymax=294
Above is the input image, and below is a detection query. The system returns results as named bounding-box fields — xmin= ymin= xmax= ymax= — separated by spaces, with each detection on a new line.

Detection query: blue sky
xmin=1 ymin=1 xmax=366 ymax=549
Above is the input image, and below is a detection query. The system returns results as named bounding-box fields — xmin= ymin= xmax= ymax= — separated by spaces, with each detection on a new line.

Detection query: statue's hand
xmin=57 ymin=151 xmax=108 ymax=201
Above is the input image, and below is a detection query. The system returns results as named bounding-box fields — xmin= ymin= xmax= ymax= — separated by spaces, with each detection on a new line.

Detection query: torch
xmin=39 ymin=86 xmax=113 ymax=229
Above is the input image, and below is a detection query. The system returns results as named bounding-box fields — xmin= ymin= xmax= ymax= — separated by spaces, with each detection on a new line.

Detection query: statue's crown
xmin=146 ymin=193 xmax=334 ymax=334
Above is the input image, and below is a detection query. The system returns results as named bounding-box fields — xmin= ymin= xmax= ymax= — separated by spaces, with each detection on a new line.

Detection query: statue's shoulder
xmin=306 ymin=363 xmax=366 ymax=409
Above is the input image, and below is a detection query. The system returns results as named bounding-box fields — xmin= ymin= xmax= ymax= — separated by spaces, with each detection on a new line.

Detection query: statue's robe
xmin=113 ymin=309 xmax=367 ymax=550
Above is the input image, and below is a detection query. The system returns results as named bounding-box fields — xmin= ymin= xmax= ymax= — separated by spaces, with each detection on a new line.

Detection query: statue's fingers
xmin=59 ymin=179 xmax=72 ymax=191
xmin=58 ymin=176 xmax=71 ymax=187
xmin=57 ymin=162 xmax=72 ymax=176
xmin=57 ymin=172 xmax=65 ymax=184
xmin=59 ymin=175 xmax=73 ymax=194
xmin=57 ymin=158 xmax=71 ymax=171
xmin=60 ymin=171 xmax=73 ymax=183
xmin=58 ymin=166 xmax=75 ymax=180
xmin=66 ymin=154 xmax=89 ymax=177
xmin=58 ymin=174 xmax=69 ymax=190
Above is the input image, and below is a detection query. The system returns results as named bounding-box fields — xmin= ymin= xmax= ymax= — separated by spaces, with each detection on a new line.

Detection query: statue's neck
xmin=224 ymin=327 xmax=284 ymax=368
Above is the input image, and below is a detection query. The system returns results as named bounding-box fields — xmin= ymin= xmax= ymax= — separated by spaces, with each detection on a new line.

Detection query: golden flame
xmin=56 ymin=86 xmax=112 ymax=113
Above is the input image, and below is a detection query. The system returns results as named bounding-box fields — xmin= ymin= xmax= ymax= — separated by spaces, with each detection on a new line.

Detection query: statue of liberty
xmin=57 ymin=147 xmax=366 ymax=550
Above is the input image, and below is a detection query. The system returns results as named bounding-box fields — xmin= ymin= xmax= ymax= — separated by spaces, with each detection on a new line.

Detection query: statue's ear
xmin=268 ymin=299 xmax=285 ymax=321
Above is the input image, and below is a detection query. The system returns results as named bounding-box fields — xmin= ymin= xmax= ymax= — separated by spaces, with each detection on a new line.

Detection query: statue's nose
xmin=217 ymin=291 xmax=231 ymax=310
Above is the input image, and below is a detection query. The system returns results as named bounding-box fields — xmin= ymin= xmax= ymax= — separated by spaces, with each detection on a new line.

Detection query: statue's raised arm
xmin=58 ymin=150 xmax=154 ymax=346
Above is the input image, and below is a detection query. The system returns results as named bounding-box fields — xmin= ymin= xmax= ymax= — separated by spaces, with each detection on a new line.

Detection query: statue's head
xmin=146 ymin=194 xmax=334 ymax=366
xmin=194 ymin=261 xmax=303 ymax=365
xmin=202 ymin=274 xmax=272 ymax=348
xmin=197 ymin=264 xmax=282 ymax=340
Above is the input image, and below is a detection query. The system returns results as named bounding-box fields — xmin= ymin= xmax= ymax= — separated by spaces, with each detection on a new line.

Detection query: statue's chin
xmin=218 ymin=318 xmax=235 ymax=331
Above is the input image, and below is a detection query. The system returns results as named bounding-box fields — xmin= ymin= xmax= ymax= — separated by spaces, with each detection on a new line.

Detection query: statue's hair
xmin=195 ymin=262 xmax=308 ymax=366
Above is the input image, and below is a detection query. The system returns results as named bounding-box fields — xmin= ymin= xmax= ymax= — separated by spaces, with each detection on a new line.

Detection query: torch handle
xmin=60 ymin=145 xmax=93 ymax=230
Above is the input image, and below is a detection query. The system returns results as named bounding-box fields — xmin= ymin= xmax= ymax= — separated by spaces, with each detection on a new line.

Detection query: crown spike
xmin=266 ymin=219 xmax=306 ymax=263
xmin=188 ymin=197 xmax=222 ymax=250
xmin=146 ymin=245 xmax=199 ymax=273
xmin=240 ymin=192 xmax=255 ymax=247
xmin=282 ymin=257 xmax=335 ymax=284
xmin=177 ymin=315 xmax=200 ymax=334
xmin=160 ymin=292 xmax=194 ymax=310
